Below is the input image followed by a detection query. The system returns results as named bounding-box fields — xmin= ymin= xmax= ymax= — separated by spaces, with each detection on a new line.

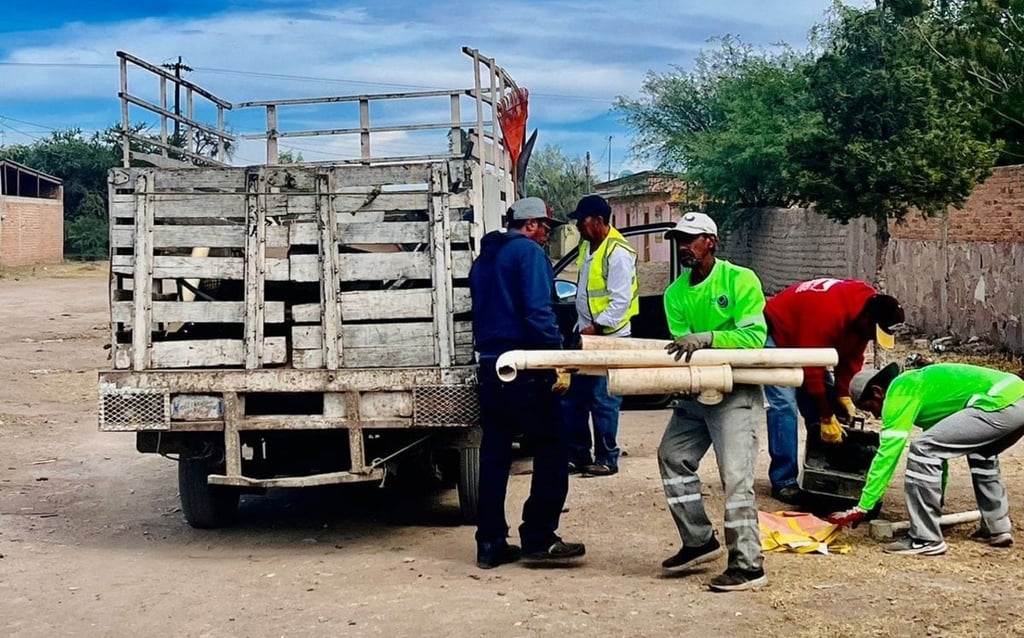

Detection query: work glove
xmin=665 ymin=332 xmax=713 ymax=362
xmin=837 ymin=396 xmax=858 ymax=425
xmin=820 ymin=415 xmax=846 ymax=445
xmin=827 ymin=505 xmax=867 ymax=529
xmin=551 ymin=370 xmax=571 ymax=396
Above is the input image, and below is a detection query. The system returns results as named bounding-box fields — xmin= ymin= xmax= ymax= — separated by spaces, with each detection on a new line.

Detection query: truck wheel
xmin=457 ymin=446 xmax=480 ymax=525
xmin=178 ymin=455 xmax=240 ymax=529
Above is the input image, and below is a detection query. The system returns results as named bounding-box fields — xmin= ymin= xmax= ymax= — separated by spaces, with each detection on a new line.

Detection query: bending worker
xmin=658 ymin=212 xmax=769 ymax=592
xmin=828 ymin=362 xmax=1024 ymax=555
xmin=563 ymin=194 xmax=639 ymax=478
xmin=763 ymin=278 xmax=904 ymax=504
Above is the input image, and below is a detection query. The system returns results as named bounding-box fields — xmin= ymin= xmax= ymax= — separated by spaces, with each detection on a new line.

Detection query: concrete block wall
xmin=0 ymin=196 xmax=64 ymax=267
xmin=716 ymin=165 xmax=1024 ymax=352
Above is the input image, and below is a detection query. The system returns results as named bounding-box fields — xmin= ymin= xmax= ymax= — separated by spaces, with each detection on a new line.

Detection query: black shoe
xmin=476 ymin=542 xmax=522 ymax=569
xmin=708 ymin=567 xmax=768 ymax=592
xmin=661 ymin=536 xmax=724 ymax=573
xmin=771 ymin=485 xmax=804 ymax=506
xmin=582 ymin=463 xmax=618 ymax=477
xmin=522 ymin=539 xmax=586 ymax=564
xmin=568 ymin=461 xmax=589 ymax=475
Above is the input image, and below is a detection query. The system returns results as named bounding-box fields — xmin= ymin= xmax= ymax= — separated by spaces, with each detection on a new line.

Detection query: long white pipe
xmin=607 ymin=367 xmax=803 ymax=396
xmin=581 ymin=335 xmax=670 ymax=351
xmin=495 ymin=348 xmax=837 ymax=382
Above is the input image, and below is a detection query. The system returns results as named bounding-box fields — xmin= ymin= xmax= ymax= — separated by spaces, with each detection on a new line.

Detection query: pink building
xmin=593 ymin=171 xmax=688 ymax=263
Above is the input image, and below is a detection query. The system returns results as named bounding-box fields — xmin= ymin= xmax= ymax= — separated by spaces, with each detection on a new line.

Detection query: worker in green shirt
xmin=829 ymin=363 xmax=1024 ymax=555
xmin=657 ymin=212 xmax=769 ymax=592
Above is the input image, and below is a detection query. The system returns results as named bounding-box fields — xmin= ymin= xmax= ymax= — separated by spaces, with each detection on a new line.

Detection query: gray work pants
xmin=657 ymin=384 xmax=764 ymax=572
xmin=905 ymin=398 xmax=1024 ymax=542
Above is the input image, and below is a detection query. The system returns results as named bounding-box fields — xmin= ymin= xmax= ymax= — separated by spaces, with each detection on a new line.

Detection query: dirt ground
xmin=3 ymin=269 xmax=1024 ymax=638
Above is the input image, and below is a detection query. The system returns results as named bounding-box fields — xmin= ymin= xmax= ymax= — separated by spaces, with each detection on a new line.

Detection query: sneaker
xmin=522 ymin=539 xmax=586 ymax=565
xmin=770 ymin=485 xmax=804 ymax=505
xmin=708 ymin=567 xmax=768 ymax=592
xmin=882 ymin=537 xmax=948 ymax=556
xmin=970 ymin=527 xmax=1014 ymax=547
xmin=582 ymin=463 xmax=618 ymax=477
xmin=476 ymin=542 xmax=521 ymax=569
xmin=661 ymin=536 xmax=724 ymax=573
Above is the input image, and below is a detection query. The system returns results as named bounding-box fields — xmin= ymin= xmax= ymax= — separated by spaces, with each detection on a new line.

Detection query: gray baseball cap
xmin=506 ymin=197 xmax=564 ymax=226
xmin=849 ymin=362 xmax=900 ymax=403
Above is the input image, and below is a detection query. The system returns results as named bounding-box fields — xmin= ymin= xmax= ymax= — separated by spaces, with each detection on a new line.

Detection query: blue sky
xmin=0 ymin=0 xmax=854 ymax=174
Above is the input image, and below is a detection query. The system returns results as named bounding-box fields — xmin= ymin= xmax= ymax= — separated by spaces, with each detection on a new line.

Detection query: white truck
xmin=99 ymin=48 xmax=520 ymax=527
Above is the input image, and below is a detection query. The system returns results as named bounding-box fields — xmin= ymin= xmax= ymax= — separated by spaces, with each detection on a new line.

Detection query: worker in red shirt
xmin=763 ymin=278 xmax=904 ymax=504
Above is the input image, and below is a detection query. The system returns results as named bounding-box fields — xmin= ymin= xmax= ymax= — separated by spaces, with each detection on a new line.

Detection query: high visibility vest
xmin=576 ymin=227 xmax=639 ymax=334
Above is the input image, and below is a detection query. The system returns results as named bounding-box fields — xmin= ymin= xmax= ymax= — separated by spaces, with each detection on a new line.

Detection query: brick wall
xmin=716 ymin=165 xmax=1024 ymax=352
xmin=0 ymin=196 xmax=64 ymax=267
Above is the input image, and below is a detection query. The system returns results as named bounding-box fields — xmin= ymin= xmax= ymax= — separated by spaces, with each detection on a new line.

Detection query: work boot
xmin=708 ymin=567 xmax=768 ymax=592
xmin=522 ymin=539 xmax=586 ymax=565
xmin=970 ymin=527 xmax=1014 ymax=548
xmin=770 ymin=485 xmax=804 ymax=506
xmin=476 ymin=542 xmax=522 ymax=569
xmin=882 ymin=537 xmax=947 ymax=556
xmin=661 ymin=535 xmax=724 ymax=573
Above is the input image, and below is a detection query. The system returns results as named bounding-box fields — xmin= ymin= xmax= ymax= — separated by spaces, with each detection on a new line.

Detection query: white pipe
xmin=495 ymin=348 xmax=836 ymax=382
xmin=607 ymin=367 xmax=804 ymax=395
xmin=581 ymin=335 xmax=667 ymax=350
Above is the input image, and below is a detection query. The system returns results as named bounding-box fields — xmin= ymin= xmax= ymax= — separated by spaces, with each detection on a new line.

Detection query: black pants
xmin=475 ymin=364 xmax=569 ymax=552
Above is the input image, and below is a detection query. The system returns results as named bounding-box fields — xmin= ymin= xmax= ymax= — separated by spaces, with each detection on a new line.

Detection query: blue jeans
xmin=764 ymin=337 xmax=835 ymax=490
xmin=475 ymin=358 xmax=569 ymax=553
xmin=562 ymin=374 xmax=622 ymax=469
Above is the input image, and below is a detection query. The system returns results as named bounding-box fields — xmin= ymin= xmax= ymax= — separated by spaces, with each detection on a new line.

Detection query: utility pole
xmin=584 ymin=151 xmax=592 ymax=193
xmin=161 ymin=56 xmax=192 ymax=143
xmin=607 ymin=136 xmax=613 ymax=181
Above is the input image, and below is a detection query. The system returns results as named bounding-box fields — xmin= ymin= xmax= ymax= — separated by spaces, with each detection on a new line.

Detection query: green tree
xmin=617 ymin=37 xmax=821 ymax=218
xmin=523 ymin=145 xmax=589 ymax=220
xmin=793 ymin=2 xmax=998 ymax=273
xmin=920 ymin=0 xmax=1024 ymax=163
xmin=1 ymin=129 xmax=119 ymax=258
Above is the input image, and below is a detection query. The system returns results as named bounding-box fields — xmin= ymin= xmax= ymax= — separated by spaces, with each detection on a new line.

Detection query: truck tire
xmin=178 ymin=455 xmax=240 ymax=529
xmin=457 ymin=446 xmax=480 ymax=525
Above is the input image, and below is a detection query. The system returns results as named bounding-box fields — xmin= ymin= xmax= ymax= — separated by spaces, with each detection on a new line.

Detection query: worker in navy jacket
xmin=469 ymin=197 xmax=586 ymax=569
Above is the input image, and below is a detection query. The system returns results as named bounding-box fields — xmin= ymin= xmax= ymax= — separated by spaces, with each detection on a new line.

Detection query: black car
xmin=551 ymin=222 xmax=680 ymax=410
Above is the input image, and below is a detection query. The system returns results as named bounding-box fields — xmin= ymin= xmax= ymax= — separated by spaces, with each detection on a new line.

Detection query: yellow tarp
xmin=758 ymin=510 xmax=851 ymax=555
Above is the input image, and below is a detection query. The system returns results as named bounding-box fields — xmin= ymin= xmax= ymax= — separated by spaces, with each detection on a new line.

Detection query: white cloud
xmin=0 ymin=0 xmax=841 ymax=166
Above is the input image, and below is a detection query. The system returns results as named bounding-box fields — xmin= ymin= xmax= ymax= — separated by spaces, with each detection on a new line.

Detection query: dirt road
xmin=3 ymin=271 xmax=1024 ymax=638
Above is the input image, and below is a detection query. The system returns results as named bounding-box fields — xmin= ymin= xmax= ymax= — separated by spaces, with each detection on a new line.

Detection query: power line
xmin=0 ymin=60 xmax=616 ymax=103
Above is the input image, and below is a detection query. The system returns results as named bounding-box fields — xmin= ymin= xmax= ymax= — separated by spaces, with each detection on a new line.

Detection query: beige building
xmin=594 ymin=171 xmax=688 ymax=263
xmin=0 ymin=159 xmax=64 ymax=267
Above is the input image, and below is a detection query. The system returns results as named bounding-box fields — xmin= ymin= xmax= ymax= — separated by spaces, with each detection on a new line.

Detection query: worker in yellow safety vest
xmin=563 ymin=194 xmax=639 ymax=477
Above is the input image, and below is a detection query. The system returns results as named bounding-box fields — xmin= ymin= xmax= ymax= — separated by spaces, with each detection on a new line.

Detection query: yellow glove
xmin=552 ymin=370 xmax=571 ymax=396
xmin=838 ymin=396 xmax=857 ymax=424
xmin=820 ymin=415 xmax=846 ymax=445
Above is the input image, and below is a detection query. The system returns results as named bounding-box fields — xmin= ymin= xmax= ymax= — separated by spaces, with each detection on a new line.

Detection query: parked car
xmin=551 ymin=222 xmax=680 ymax=410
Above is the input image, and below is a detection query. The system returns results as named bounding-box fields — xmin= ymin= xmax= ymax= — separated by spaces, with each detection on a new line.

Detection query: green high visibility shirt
xmin=663 ymin=258 xmax=767 ymax=349
xmin=859 ymin=363 xmax=1024 ymax=511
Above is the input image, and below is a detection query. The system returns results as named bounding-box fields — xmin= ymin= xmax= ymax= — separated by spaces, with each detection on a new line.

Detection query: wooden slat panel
xmin=453 ymin=288 xmax=471 ymax=314
xmin=150 ymin=193 xmax=247 ymax=219
xmin=112 ymin=301 xmax=285 ymax=323
xmin=147 ymin=336 xmax=286 ymax=368
xmin=291 ymin=303 xmax=321 ymax=324
xmin=289 ymin=220 xmax=471 ymax=246
xmin=112 ymin=225 xmax=247 ymax=249
xmin=292 ymin=349 xmax=324 ymax=369
xmin=340 ymin=322 xmax=437 ymax=367
xmin=329 ymin=164 xmax=432 ymax=187
xmin=150 ymin=168 xmax=247 ymax=191
xmin=266 ymin=193 xmax=317 ymax=216
xmin=340 ymin=289 xmax=434 ymax=320
xmin=290 ymin=252 xmax=432 ymax=282
xmin=292 ymin=325 xmax=322 ymax=350
xmin=332 ymin=192 xmax=429 ymax=213
xmin=452 ymin=250 xmax=472 ymax=278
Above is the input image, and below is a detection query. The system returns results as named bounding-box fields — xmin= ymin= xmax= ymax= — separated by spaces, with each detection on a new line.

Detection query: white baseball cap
xmin=665 ymin=212 xmax=718 ymax=238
